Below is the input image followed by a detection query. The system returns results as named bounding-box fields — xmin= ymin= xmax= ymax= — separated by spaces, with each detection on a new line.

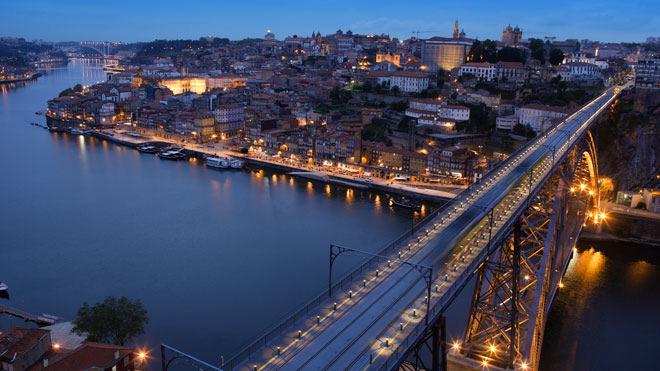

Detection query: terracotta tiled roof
xmin=40 ymin=342 xmax=134 ymax=371
xmin=0 ymin=327 xmax=49 ymax=358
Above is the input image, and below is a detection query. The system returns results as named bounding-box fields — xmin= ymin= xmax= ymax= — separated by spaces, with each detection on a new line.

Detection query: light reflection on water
xmin=540 ymin=241 xmax=660 ymax=371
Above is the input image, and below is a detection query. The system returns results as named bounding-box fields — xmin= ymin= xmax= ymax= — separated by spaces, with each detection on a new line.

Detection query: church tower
xmin=453 ymin=19 xmax=460 ymax=38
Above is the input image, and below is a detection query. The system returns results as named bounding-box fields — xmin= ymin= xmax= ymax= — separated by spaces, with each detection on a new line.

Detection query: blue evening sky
xmin=2 ymin=0 xmax=658 ymax=43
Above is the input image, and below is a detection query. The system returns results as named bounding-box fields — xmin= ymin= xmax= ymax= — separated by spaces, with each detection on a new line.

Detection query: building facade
xmin=519 ymin=104 xmax=569 ymax=133
xmin=636 ymin=56 xmax=660 ymax=89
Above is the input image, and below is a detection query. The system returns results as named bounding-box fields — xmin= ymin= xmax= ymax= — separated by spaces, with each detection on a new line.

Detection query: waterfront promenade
xmin=92 ymin=129 xmax=461 ymax=201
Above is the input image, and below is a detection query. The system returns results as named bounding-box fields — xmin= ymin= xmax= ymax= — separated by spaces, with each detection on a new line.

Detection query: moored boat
xmin=391 ymin=197 xmax=422 ymax=211
xmin=0 ymin=282 xmax=8 ymax=292
xmin=137 ymin=145 xmax=160 ymax=154
xmin=206 ymin=156 xmax=230 ymax=169
xmin=157 ymin=148 xmax=186 ymax=160
xmin=229 ymin=158 xmax=245 ymax=169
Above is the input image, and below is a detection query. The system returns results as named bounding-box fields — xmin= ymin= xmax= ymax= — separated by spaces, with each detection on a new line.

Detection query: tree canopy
xmin=528 ymin=38 xmax=546 ymax=64
xmin=468 ymin=41 xmax=525 ymax=64
xmin=58 ymin=84 xmax=84 ymax=97
xmin=549 ymin=48 xmax=565 ymax=66
xmin=497 ymin=47 xmax=525 ymax=63
xmin=362 ymin=117 xmax=390 ymax=144
xmin=468 ymin=40 xmax=498 ymax=63
xmin=72 ymin=296 xmax=148 ymax=346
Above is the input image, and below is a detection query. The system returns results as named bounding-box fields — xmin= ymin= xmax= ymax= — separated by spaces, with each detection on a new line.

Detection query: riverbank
xmin=90 ymin=129 xmax=459 ymax=202
xmin=0 ymin=71 xmax=42 ymax=84
xmin=579 ymin=202 xmax=660 ymax=247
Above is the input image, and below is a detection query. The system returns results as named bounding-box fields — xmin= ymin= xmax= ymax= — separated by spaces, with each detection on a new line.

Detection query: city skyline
xmin=2 ymin=0 xmax=658 ymax=43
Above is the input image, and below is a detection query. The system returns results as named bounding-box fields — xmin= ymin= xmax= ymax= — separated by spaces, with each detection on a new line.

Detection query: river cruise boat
xmin=206 ymin=156 xmax=230 ymax=169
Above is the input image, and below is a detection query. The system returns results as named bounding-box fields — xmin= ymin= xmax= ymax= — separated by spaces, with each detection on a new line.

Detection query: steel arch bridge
xmin=209 ymin=85 xmax=626 ymax=371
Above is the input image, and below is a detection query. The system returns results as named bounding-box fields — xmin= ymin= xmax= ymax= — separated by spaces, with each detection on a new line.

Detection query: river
xmin=0 ymin=62 xmax=657 ymax=370
xmin=0 ymin=61 xmax=422 ymax=363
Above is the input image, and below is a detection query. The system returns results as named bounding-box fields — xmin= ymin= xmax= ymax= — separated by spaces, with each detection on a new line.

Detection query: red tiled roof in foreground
xmin=38 ymin=342 xmax=135 ymax=371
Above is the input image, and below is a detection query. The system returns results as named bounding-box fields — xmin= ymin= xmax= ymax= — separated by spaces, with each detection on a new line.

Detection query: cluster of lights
xmin=586 ymin=209 xmax=607 ymax=224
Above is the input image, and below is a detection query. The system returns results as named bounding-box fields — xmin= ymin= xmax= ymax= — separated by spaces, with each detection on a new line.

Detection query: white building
xmin=459 ymin=62 xmax=496 ymax=81
xmin=408 ymin=98 xmax=443 ymax=113
xmin=405 ymin=98 xmax=469 ymax=123
xmin=98 ymin=103 xmax=115 ymax=125
xmin=519 ymin=104 xmax=569 ymax=133
xmin=496 ymin=114 xmax=518 ymax=131
xmin=369 ymin=71 xmax=430 ymax=93
xmin=438 ymin=104 xmax=470 ymax=121
xmin=560 ymin=62 xmax=601 ymax=81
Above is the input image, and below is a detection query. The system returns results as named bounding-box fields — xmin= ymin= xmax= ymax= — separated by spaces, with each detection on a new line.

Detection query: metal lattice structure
xmin=459 ymin=137 xmax=600 ymax=370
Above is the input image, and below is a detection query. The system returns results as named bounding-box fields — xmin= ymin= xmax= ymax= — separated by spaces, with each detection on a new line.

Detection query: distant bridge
xmin=210 ymin=84 xmax=626 ymax=371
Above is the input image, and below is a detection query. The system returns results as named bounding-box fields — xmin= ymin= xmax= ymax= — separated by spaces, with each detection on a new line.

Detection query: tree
xmin=397 ymin=116 xmax=413 ymax=132
xmin=497 ymin=47 xmax=525 ymax=63
xmin=549 ymin=48 xmax=565 ymax=66
xmin=73 ymin=296 xmax=148 ymax=346
xmin=362 ymin=117 xmax=389 ymax=143
xmin=58 ymin=84 xmax=83 ymax=97
xmin=529 ymin=38 xmax=546 ymax=64
xmin=512 ymin=123 xmax=536 ymax=138
xmin=330 ymin=86 xmax=352 ymax=105
xmin=468 ymin=39 xmax=498 ymax=63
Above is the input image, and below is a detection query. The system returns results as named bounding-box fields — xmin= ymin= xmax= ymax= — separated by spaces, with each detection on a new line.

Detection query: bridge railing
xmin=379 ymin=89 xmax=620 ymax=369
xmin=224 ymin=204 xmax=443 ymax=369
xmin=223 ymin=91 xmax=623 ymax=369
xmin=224 ymin=103 xmax=575 ymax=369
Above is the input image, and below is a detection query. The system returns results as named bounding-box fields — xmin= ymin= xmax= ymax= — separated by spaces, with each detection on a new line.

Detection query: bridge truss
xmin=452 ymin=135 xmax=601 ymax=370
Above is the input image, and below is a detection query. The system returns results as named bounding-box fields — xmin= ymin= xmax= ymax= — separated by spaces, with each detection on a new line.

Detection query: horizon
xmin=2 ymin=0 xmax=658 ymax=44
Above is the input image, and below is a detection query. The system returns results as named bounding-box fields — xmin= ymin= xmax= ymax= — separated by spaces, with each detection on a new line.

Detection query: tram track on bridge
xmin=232 ymin=87 xmax=623 ymax=371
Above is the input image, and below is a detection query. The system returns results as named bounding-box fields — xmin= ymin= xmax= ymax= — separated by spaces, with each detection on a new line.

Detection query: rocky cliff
xmin=593 ymin=88 xmax=660 ymax=193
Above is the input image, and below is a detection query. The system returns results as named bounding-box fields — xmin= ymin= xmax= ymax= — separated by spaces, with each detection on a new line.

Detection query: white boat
xmin=70 ymin=128 xmax=84 ymax=135
xmin=0 ymin=282 xmax=8 ymax=292
xmin=229 ymin=158 xmax=245 ymax=169
xmin=206 ymin=156 xmax=230 ymax=169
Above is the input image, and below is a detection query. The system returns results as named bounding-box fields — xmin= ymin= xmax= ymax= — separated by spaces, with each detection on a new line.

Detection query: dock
xmin=0 ymin=304 xmax=58 ymax=326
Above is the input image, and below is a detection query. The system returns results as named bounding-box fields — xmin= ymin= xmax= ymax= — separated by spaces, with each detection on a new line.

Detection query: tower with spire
xmin=453 ymin=19 xmax=460 ymax=38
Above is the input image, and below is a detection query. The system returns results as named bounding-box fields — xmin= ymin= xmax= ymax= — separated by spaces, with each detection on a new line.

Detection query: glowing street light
xmin=136 ymin=348 xmax=149 ymax=363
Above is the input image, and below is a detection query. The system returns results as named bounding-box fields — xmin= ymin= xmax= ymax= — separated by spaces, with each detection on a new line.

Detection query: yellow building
xmin=160 ymin=77 xmax=207 ymax=95
xmin=193 ymin=115 xmax=216 ymax=143
xmin=375 ymin=53 xmax=401 ymax=67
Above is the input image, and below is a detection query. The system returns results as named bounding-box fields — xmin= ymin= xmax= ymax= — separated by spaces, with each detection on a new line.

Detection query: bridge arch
xmin=571 ymin=131 xmax=600 ymax=210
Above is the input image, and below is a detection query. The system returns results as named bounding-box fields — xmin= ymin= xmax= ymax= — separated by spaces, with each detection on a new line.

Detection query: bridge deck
xmin=228 ymin=87 xmax=621 ymax=370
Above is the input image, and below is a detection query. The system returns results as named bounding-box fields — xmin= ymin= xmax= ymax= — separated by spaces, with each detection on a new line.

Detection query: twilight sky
xmin=2 ymin=0 xmax=658 ymax=43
